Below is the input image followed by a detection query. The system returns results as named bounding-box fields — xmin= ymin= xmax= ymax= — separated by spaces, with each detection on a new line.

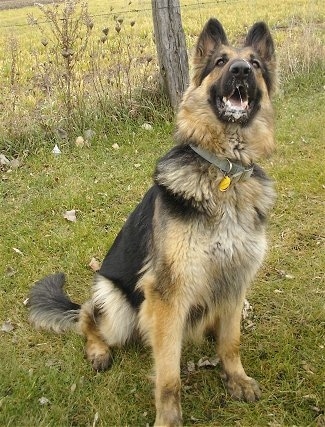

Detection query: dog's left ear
xmin=192 ymin=19 xmax=228 ymax=87
xmin=245 ymin=22 xmax=275 ymax=63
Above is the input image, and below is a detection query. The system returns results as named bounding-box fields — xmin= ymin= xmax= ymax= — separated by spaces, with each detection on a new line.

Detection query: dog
xmin=28 ymin=18 xmax=277 ymax=426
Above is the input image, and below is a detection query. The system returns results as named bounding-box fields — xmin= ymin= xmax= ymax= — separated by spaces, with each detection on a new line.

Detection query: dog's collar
xmin=189 ymin=144 xmax=253 ymax=181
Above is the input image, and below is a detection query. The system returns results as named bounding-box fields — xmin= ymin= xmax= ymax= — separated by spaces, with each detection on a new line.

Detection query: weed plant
xmin=0 ymin=0 xmax=323 ymax=156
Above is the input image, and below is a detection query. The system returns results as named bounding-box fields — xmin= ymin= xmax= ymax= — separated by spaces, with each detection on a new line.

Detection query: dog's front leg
xmin=217 ymin=299 xmax=261 ymax=402
xmin=148 ymin=299 xmax=184 ymax=427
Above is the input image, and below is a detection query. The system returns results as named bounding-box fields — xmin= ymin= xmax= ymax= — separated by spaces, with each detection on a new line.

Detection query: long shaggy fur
xmin=28 ymin=273 xmax=80 ymax=333
xmin=28 ymin=18 xmax=277 ymax=427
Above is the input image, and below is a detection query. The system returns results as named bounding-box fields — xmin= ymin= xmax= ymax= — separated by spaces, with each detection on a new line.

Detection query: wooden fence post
xmin=151 ymin=0 xmax=189 ymax=109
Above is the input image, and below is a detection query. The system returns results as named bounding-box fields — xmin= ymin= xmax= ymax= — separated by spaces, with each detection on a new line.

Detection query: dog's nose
xmin=229 ymin=60 xmax=251 ymax=78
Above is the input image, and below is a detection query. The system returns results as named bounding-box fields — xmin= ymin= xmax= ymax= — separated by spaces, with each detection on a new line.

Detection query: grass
xmin=1 ymin=71 xmax=324 ymax=426
xmin=0 ymin=0 xmax=325 ymax=426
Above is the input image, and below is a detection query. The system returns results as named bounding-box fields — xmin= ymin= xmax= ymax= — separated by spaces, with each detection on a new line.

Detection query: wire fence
xmin=0 ymin=0 xmax=267 ymax=29
xmin=0 ymin=0 xmax=322 ymax=154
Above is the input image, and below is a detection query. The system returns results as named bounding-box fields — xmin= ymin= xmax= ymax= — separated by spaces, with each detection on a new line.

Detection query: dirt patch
xmin=0 ymin=0 xmax=62 ymax=11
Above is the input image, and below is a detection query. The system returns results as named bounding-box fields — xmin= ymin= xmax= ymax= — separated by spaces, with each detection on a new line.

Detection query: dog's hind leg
xmin=79 ymin=301 xmax=112 ymax=371
xmin=217 ymin=299 xmax=261 ymax=402
xmin=79 ymin=275 xmax=138 ymax=371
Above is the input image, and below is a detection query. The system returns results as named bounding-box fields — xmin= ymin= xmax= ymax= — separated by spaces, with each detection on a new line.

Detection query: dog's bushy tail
xmin=28 ymin=272 xmax=81 ymax=333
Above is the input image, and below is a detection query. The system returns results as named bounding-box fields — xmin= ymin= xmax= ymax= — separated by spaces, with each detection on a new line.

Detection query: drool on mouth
xmin=213 ymin=83 xmax=254 ymax=122
xmin=222 ymin=85 xmax=249 ymax=111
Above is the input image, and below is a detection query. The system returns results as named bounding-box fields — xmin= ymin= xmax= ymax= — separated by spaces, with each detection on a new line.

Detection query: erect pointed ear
xmin=195 ymin=18 xmax=228 ymax=59
xmin=192 ymin=19 xmax=228 ymax=86
xmin=245 ymin=22 xmax=275 ymax=62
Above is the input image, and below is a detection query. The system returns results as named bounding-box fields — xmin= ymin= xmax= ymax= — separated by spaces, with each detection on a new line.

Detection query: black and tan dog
xmin=28 ymin=18 xmax=277 ymax=426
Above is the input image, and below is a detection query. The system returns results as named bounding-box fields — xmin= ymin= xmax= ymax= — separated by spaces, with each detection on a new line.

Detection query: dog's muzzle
xmin=211 ymin=59 xmax=260 ymax=125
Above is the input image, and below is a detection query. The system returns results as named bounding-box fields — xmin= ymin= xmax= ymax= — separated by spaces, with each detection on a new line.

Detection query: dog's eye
xmin=215 ymin=58 xmax=227 ymax=67
xmin=251 ymin=59 xmax=261 ymax=69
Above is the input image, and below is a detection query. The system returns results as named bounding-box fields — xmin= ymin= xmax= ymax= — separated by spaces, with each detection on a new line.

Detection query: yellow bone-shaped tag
xmin=219 ymin=175 xmax=231 ymax=191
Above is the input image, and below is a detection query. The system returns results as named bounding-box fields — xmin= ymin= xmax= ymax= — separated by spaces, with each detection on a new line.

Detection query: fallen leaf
xmin=89 ymin=257 xmax=101 ymax=272
xmin=242 ymin=299 xmax=252 ymax=320
xmin=197 ymin=356 xmax=220 ymax=368
xmin=276 ymin=269 xmax=294 ymax=279
xmin=75 ymin=136 xmax=85 ymax=147
xmin=10 ymin=158 xmax=20 ymax=169
xmin=13 ymin=247 xmax=24 ymax=256
xmin=84 ymin=129 xmax=95 ymax=142
xmin=302 ymin=361 xmax=315 ymax=374
xmin=112 ymin=143 xmax=120 ymax=150
xmin=0 ymin=154 xmax=10 ymax=165
xmin=187 ymin=361 xmax=196 ymax=372
xmin=244 ymin=319 xmax=256 ymax=330
xmin=1 ymin=321 xmax=15 ymax=333
xmin=70 ymin=383 xmax=77 ymax=393
xmin=52 ymin=144 xmax=61 ymax=155
xmin=39 ymin=396 xmax=50 ymax=405
xmin=141 ymin=123 xmax=153 ymax=131
xmin=5 ymin=266 xmax=16 ymax=277
xmin=56 ymin=128 xmax=67 ymax=140
xmin=64 ymin=209 xmax=77 ymax=222
xmin=92 ymin=412 xmax=99 ymax=427
xmin=302 ymin=394 xmax=317 ymax=401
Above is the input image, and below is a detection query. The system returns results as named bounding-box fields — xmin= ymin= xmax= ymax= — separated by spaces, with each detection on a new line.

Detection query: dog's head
xmin=192 ymin=19 xmax=276 ymax=126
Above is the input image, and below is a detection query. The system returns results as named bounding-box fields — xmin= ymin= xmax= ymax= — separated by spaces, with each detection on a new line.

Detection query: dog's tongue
xmin=224 ymin=97 xmax=248 ymax=111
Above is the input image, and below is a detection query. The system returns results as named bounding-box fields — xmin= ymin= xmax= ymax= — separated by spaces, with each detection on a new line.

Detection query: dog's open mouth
xmin=218 ymin=85 xmax=251 ymax=121
xmin=224 ymin=85 xmax=249 ymax=110
xmin=210 ymin=76 xmax=260 ymax=125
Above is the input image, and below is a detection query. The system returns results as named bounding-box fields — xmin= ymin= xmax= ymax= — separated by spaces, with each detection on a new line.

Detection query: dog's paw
xmin=86 ymin=344 xmax=112 ymax=371
xmin=90 ymin=351 xmax=112 ymax=371
xmin=154 ymin=412 xmax=183 ymax=427
xmin=221 ymin=372 xmax=261 ymax=402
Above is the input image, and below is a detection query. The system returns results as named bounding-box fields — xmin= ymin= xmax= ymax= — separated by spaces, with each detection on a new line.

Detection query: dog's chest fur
xmin=152 ymin=145 xmax=275 ymax=307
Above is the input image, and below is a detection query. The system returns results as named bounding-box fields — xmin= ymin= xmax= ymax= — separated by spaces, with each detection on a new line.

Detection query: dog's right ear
xmin=195 ymin=19 xmax=228 ymax=60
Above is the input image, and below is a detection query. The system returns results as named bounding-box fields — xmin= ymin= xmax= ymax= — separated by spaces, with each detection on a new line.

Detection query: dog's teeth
xmin=241 ymin=100 xmax=248 ymax=109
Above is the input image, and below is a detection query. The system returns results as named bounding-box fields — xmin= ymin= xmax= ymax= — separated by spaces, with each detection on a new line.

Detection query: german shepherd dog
xmin=28 ymin=18 xmax=277 ymax=426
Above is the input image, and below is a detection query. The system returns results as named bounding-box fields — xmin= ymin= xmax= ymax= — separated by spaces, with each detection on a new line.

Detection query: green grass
xmin=1 ymin=70 xmax=324 ymax=426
